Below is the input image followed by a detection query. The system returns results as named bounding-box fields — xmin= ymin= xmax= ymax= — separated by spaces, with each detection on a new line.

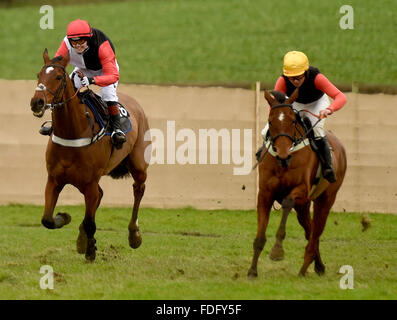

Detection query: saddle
xmin=78 ymin=89 xmax=132 ymax=136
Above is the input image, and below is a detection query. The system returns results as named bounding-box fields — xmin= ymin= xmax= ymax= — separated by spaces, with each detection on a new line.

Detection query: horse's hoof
xmin=85 ymin=238 xmax=97 ymax=262
xmin=298 ymin=268 xmax=307 ymax=277
xmin=128 ymin=231 xmax=142 ymax=249
xmin=315 ymin=264 xmax=326 ymax=276
xmin=247 ymin=269 xmax=258 ymax=280
xmin=54 ymin=212 xmax=72 ymax=228
xmin=41 ymin=218 xmax=55 ymax=229
xmin=269 ymin=246 xmax=284 ymax=261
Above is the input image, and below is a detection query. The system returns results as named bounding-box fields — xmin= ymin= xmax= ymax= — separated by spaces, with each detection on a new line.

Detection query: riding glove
xmin=81 ymin=76 xmax=94 ymax=87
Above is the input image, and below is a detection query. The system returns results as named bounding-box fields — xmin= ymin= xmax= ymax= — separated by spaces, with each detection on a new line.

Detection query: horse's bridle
xmin=268 ymin=103 xmax=304 ymax=148
xmin=35 ymin=63 xmax=78 ymax=110
xmin=253 ymin=103 xmax=322 ymax=170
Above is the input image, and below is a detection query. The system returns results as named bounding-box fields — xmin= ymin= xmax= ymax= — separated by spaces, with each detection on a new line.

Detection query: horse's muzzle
xmin=276 ymin=155 xmax=292 ymax=168
xmin=30 ymin=98 xmax=45 ymax=118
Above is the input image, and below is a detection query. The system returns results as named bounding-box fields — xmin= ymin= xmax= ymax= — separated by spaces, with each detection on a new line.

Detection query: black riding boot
xmin=110 ymin=114 xmax=126 ymax=149
xmin=314 ymin=136 xmax=336 ymax=183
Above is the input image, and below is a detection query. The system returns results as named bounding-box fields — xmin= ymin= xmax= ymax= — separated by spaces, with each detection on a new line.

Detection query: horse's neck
xmin=52 ymin=82 xmax=91 ymax=139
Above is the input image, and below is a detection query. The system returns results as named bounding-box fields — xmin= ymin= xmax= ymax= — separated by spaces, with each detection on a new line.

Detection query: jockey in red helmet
xmin=41 ymin=19 xmax=126 ymax=148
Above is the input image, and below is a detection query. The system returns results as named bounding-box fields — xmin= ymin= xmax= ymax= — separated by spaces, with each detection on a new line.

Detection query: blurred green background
xmin=1 ymin=0 xmax=396 ymax=86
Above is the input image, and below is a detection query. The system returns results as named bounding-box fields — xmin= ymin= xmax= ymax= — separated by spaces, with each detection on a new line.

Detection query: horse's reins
xmin=252 ymin=104 xmax=324 ymax=170
xmin=35 ymin=64 xmax=81 ymax=110
xmin=295 ymin=109 xmax=323 ymax=143
xmin=36 ymin=63 xmax=104 ymax=147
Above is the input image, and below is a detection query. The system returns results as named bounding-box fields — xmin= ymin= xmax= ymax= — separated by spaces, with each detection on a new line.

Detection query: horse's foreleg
xmin=269 ymin=197 xmax=294 ymax=261
xmin=128 ymin=171 xmax=147 ymax=249
xmin=248 ymin=191 xmax=272 ymax=279
xmin=41 ymin=176 xmax=69 ymax=229
xmin=79 ymin=183 xmax=101 ymax=261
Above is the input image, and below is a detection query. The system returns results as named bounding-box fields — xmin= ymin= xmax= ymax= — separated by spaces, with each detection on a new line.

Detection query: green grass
xmin=0 ymin=0 xmax=396 ymax=85
xmin=0 ymin=204 xmax=396 ymax=300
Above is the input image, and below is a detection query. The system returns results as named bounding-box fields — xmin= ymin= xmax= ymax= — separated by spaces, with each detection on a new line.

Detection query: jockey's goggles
xmin=70 ymin=38 xmax=87 ymax=46
xmin=288 ymin=74 xmax=305 ymax=81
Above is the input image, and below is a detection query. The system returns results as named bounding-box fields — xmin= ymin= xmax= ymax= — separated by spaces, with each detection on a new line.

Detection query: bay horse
xmin=248 ymin=89 xmax=347 ymax=277
xmin=30 ymin=49 xmax=151 ymax=261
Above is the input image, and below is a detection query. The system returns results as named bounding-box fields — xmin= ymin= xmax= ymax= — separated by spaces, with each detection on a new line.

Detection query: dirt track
xmin=1 ymin=80 xmax=396 ymax=213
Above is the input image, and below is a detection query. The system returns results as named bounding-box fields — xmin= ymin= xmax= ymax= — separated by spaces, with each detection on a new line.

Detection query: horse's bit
xmin=268 ymin=103 xmax=303 ymax=149
xmin=35 ymin=64 xmax=76 ymax=110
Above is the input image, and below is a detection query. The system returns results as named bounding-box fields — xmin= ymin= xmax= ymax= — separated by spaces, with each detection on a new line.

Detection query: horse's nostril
xmin=30 ymin=98 xmax=44 ymax=109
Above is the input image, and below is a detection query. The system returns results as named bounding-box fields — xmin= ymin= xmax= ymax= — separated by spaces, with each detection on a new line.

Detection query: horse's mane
xmin=51 ymin=55 xmax=63 ymax=63
xmin=271 ymin=90 xmax=287 ymax=104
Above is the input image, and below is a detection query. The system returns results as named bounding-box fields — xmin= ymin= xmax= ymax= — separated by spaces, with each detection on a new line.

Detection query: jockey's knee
xmin=313 ymin=124 xmax=326 ymax=139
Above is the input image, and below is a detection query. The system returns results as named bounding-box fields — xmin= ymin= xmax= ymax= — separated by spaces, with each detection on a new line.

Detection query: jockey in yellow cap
xmin=260 ymin=51 xmax=347 ymax=183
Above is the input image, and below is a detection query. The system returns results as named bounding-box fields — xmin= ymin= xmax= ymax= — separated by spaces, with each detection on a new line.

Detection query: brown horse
xmin=248 ymin=89 xmax=347 ymax=277
xmin=30 ymin=49 xmax=151 ymax=261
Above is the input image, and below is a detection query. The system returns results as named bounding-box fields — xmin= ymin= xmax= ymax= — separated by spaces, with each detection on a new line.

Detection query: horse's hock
xmin=1 ymin=79 xmax=396 ymax=214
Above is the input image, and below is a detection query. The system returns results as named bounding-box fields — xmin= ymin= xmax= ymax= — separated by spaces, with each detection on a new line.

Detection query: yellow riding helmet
xmin=283 ymin=51 xmax=309 ymax=77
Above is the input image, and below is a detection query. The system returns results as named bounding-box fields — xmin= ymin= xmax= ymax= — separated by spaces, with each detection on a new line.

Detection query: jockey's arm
xmin=93 ymin=40 xmax=119 ymax=87
xmin=55 ymin=40 xmax=68 ymax=59
xmin=314 ymin=74 xmax=347 ymax=114
xmin=274 ymin=76 xmax=287 ymax=93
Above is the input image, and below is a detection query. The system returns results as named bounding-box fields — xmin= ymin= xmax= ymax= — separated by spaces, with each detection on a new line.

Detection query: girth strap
xmin=52 ymin=128 xmax=106 ymax=147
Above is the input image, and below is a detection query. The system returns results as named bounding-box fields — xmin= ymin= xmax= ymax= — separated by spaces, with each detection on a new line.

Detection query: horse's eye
xmin=56 ymin=75 xmax=62 ymax=80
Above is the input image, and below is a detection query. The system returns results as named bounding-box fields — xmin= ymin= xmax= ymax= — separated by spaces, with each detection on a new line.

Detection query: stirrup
xmin=39 ymin=121 xmax=52 ymax=136
xmin=111 ymin=129 xmax=126 ymax=139
xmin=111 ymin=129 xmax=126 ymax=149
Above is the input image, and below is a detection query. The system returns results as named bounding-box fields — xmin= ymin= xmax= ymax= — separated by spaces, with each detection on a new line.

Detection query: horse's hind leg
xmin=77 ymin=185 xmax=103 ymax=254
xmin=295 ymin=202 xmax=312 ymax=241
xmin=128 ymin=171 xmax=146 ymax=249
xmin=127 ymin=148 xmax=148 ymax=249
xmin=41 ymin=176 xmax=70 ymax=229
xmin=299 ymin=192 xmax=336 ymax=276
xmin=269 ymin=197 xmax=294 ymax=261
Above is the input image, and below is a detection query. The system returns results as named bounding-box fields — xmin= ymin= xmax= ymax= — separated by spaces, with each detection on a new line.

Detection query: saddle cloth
xmin=79 ymin=89 xmax=132 ymax=135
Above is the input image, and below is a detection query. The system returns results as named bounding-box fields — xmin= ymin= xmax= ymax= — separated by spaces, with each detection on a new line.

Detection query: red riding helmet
xmin=67 ymin=19 xmax=93 ymax=39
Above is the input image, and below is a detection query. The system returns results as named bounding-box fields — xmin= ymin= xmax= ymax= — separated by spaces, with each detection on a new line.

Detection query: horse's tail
xmin=108 ymin=156 xmax=130 ymax=179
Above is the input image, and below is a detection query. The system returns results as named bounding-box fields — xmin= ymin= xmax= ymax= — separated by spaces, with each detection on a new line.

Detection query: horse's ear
xmin=43 ymin=48 xmax=50 ymax=64
xmin=286 ymin=88 xmax=299 ymax=104
xmin=264 ymin=90 xmax=276 ymax=107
